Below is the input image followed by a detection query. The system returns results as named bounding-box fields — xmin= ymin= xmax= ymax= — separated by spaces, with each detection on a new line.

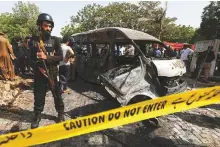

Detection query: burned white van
xmin=71 ymin=27 xmax=187 ymax=106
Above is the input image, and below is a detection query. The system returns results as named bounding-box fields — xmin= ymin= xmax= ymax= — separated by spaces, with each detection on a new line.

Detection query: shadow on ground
xmin=68 ymin=78 xmax=119 ymax=104
xmin=175 ymin=112 xmax=220 ymax=129
xmin=205 ymin=104 xmax=220 ymax=111
xmin=0 ymin=107 xmax=56 ymax=123
xmin=66 ymin=99 xmax=119 ymax=119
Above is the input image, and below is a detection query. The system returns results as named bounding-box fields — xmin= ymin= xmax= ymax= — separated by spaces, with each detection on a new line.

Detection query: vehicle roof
xmin=71 ymin=27 xmax=161 ymax=43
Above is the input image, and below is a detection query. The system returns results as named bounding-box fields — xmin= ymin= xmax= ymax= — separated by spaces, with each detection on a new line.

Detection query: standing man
xmin=30 ymin=13 xmax=64 ymax=128
xmin=18 ymin=39 xmax=26 ymax=76
xmin=201 ymin=46 xmax=215 ymax=82
xmin=124 ymin=45 xmax=135 ymax=56
xmin=59 ymin=37 xmax=74 ymax=93
xmin=180 ymin=45 xmax=194 ymax=76
xmin=0 ymin=32 xmax=16 ymax=81
xmin=23 ymin=36 xmax=32 ymax=74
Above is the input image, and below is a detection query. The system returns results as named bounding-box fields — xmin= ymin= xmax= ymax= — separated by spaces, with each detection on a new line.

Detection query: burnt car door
xmin=99 ymin=49 xmax=145 ymax=98
xmin=75 ymin=44 xmax=89 ymax=79
xmin=84 ymin=43 xmax=110 ymax=83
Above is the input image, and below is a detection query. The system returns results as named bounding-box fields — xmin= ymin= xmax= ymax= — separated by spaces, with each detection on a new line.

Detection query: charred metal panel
xmin=71 ymin=27 xmax=160 ymax=43
xmin=102 ymin=65 xmax=156 ymax=105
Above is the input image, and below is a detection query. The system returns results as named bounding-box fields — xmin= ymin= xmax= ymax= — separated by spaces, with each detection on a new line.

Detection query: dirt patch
xmin=0 ymin=76 xmax=33 ymax=107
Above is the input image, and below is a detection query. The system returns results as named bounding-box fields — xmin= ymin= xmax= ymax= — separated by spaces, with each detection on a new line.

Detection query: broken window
xmin=96 ymin=44 xmax=110 ymax=58
xmin=78 ymin=44 xmax=92 ymax=57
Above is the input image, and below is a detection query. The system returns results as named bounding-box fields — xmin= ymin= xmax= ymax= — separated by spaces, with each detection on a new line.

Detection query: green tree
xmin=60 ymin=24 xmax=83 ymax=39
xmin=193 ymin=1 xmax=220 ymax=41
xmin=70 ymin=3 xmax=102 ymax=31
xmin=61 ymin=2 xmax=196 ymax=43
xmin=164 ymin=25 xmax=196 ymax=43
xmin=0 ymin=1 xmax=40 ymax=41
xmin=12 ymin=1 xmax=40 ymax=37
xmin=0 ymin=13 xmax=14 ymax=41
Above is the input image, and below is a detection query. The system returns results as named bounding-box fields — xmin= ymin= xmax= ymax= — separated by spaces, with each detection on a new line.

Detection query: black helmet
xmin=68 ymin=37 xmax=75 ymax=44
xmin=67 ymin=37 xmax=76 ymax=46
xmin=36 ymin=13 xmax=54 ymax=27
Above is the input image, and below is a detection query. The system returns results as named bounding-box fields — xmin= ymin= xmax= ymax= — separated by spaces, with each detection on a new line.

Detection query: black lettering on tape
xmin=27 ymin=132 xmax=32 ymax=139
xmin=75 ymin=120 xmax=82 ymax=128
xmin=64 ymin=115 xmax=105 ymax=131
xmin=19 ymin=132 xmax=32 ymax=139
xmin=0 ymin=134 xmax=18 ymax=146
xmin=157 ymin=102 xmax=161 ymax=110
xmin=196 ymin=92 xmax=208 ymax=102
xmin=153 ymin=103 xmax=159 ymax=111
xmin=63 ymin=123 xmax=70 ymax=131
xmin=136 ymin=107 xmax=141 ymax=115
xmin=109 ymin=112 xmax=121 ymax=120
xmin=197 ymin=91 xmax=211 ymax=101
xmin=83 ymin=119 xmax=87 ymax=127
xmin=147 ymin=104 xmax=154 ymax=112
xmin=206 ymin=89 xmax=220 ymax=100
xmin=91 ymin=117 xmax=98 ymax=124
xmin=142 ymin=105 xmax=148 ymax=113
xmin=98 ymin=115 xmax=105 ymax=123
xmin=88 ymin=117 xmax=91 ymax=126
xmin=143 ymin=101 xmax=167 ymax=113
xmin=0 ymin=138 xmax=9 ymax=146
xmin=108 ymin=113 xmax=114 ymax=121
xmin=20 ymin=133 xmax=25 ymax=138
xmin=172 ymin=98 xmax=185 ymax=109
xmin=70 ymin=122 xmax=77 ymax=129
xmin=124 ymin=107 xmax=141 ymax=118
xmin=196 ymin=89 xmax=216 ymax=102
xmin=67 ymin=121 xmax=77 ymax=130
xmin=161 ymin=100 xmax=167 ymax=109
xmin=130 ymin=108 xmax=136 ymax=116
xmin=124 ymin=109 xmax=130 ymax=118
xmin=115 ymin=112 xmax=121 ymax=120
xmin=186 ymin=93 xmax=197 ymax=105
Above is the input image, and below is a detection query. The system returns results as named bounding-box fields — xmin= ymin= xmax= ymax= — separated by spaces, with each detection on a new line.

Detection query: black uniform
xmin=30 ymin=36 xmax=64 ymax=114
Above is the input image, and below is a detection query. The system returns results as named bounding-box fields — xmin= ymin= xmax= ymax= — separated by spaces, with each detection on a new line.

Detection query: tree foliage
xmin=0 ymin=1 xmax=40 ymax=41
xmin=193 ymin=1 xmax=220 ymax=42
xmin=61 ymin=2 xmax=196 ymax=43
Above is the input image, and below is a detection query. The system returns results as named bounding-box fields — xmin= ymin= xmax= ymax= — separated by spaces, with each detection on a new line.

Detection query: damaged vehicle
xmin=71 ymin=27 xmax=187 ymax=125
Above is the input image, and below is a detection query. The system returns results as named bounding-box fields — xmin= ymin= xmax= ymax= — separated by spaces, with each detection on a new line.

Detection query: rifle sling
xmin=38 ymin=34 xmax=53 ymax=80
xmin=39 ymin=35 xmax=48 ymax=56
xmin=38 ymin=35 xmax=56 ymax=91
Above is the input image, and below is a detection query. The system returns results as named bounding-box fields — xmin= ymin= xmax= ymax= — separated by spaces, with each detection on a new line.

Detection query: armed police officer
xmin=30 ymin=13 xmax=65 ymax=128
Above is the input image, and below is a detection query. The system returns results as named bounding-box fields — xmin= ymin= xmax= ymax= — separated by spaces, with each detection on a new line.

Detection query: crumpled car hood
xmin=152 ymin=59 xmax=186 ymax=77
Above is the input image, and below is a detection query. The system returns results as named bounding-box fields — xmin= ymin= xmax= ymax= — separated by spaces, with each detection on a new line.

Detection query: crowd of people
xmin=174 ymin=45 xmax=216 ymax=83
xmin=0 ymin=29 xmax=76 ymax=92
xmin=115 ymin=43 xmax=216 ymax=83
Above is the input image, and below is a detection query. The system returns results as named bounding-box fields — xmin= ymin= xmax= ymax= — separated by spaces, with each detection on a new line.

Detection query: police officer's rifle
xmin=36 ymin=35 xmax=57 ymax=97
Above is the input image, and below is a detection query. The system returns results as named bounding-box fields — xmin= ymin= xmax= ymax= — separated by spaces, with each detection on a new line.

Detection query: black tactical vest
xmin=32 ymin=36 xmax=56 ymax=68
xmin=43 ymin=38 xmax=55 ymax=56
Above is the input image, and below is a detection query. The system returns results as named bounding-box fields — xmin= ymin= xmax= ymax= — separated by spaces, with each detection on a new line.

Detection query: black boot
xmin=57 ymin=112 xmax=65 ymax=123
xmin=31 ymin=113 xmax=41 ymax=129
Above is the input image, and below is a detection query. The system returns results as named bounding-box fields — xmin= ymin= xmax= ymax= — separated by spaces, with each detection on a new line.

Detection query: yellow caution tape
xmin=0 ymin=86 xmax=220 ymax=147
